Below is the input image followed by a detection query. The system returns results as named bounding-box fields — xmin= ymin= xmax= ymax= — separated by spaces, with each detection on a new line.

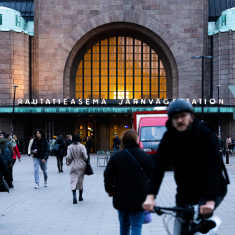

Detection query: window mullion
xmin=133 ymin=38 xmax=135 ymax=99
xmin=158 ymin=57 xmax=161 ymax=98
xmin=124 ymin=36 xmax=127 ymax=99
xmin=141 ymin=41 xmax=143 ymax=98
xmin=82 ymin=56 xmax=84 ymax=99
xmin=116 ymin=36 xmax=118 ymax=99
xmin=149 ymin=48 xmax=152 ymax=98
xmin=91 ymin=47 xmax=93 ymax=98
xmin=108 ymin=38 xmax=110 ymax=100
xmin=99 ymin=40 xmax=101 ymax=98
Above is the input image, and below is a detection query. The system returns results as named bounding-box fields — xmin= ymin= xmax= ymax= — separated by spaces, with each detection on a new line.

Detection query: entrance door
xmin=75 ymin=115 xmax=131 ymax=152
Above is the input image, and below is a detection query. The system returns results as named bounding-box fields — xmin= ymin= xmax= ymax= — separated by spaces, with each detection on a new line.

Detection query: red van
xmin=133 ymin=110 xmax=168 ymax=154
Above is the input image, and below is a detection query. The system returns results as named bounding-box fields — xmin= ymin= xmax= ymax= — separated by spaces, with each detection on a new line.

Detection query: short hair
xmin=72 ymin=134 xmax=81 ymax=144
xmin=121 ymin=129 xmax=138 ymax=149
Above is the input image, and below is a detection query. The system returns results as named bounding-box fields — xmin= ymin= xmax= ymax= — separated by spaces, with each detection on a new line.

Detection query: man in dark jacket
xmin=0 ymin=132 xmax=14 ymax=188
xmin=0 ymin=146 xmax=10 ymax=192
xmin=31 ymin=129 xmax=49 ymax=189
xmin=143 ymin=99 xmax=228 ymax=233
xmin=104 ymin=129 xmax=153 ymax=235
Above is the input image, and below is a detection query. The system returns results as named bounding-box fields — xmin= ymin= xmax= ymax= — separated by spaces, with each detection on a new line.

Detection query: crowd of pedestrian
xmin=0 ymin=99 xmax=232 ymax=235
xmin=0 ymin=131 xmax=21 ymax=191
xmin=0 ymin=129 xmax=93 ymax=204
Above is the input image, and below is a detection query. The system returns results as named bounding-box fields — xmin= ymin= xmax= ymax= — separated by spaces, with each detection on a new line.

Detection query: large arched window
xmin=75 ymin=36 xmax=167 ymax=99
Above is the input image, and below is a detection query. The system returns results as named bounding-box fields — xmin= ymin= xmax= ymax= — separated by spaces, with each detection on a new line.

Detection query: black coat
xmin=104 ymin=146 xmax=153 ymax=212
xmin=150 ymin=118 xmax=227 ymax=206
xmin=0 ymin=154 xmax=9 ymax=178
xmin=55 ymin=138 xmax=66 ymax=157
xmin=31 ymin=138 xmax=49 ymax=160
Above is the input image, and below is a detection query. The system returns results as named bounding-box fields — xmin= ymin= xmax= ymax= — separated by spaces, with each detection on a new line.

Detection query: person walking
xmin=54 ymin=135 xmax=66 ymax=173
xmin=85 ymin=136 xmax=93 ymax=161
xmin=0 ymin=132 xmax=13 ymax=188
xmin=143 ymin=99 xmax=229 ymax=234
xmin=7 ymin=135 xmax=21 ymax=188
xmin=0 ymin=134 xmax=11 ymax=192
xmin=104 ymin=129 xmax=153 ymax=235
xmin=66 ymin=134 xmax=88 ymax=204
xmin=31 ymin=129 xmax=49 ymax=189
xmin=225 ymin=136 xmax=232 ymax=164
xmin=113 ymin=135 xmax=121 ymax=152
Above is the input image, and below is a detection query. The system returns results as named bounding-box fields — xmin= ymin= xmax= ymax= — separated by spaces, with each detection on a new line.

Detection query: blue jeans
xmin=118 ymin=211 xmax=144 ymax=235
xmin=33 ymin=158 xmax=47 ymax=185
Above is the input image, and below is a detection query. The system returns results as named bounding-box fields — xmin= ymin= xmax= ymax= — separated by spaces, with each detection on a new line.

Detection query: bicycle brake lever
xmin=154 ymin=208 xmax=164 ymax=215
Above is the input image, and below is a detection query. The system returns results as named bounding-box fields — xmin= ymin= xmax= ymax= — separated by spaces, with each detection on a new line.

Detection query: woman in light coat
xmin=66 ymin=134 xmax=88 ymax=204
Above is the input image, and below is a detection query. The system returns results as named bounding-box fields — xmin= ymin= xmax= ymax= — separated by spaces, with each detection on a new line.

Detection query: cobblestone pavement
xmin=0 ymin=154 xmax=235 ymax=235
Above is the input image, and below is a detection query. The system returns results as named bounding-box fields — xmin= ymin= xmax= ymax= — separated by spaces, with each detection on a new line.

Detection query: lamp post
xmin=11 ymin=85 xmax=18 ymax=135
xmin=191 ymin=56 xmax=213 ymax=116
xmin=216 ymin=84 xmax=223 ymax=138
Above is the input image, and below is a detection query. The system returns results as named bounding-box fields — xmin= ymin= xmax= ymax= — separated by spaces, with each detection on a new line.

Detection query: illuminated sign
xmin=16 ymin=98 xmax=224 ymax=106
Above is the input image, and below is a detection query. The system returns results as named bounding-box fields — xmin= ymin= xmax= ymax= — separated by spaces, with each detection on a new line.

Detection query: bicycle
xmin=153 ymin=205 xmax=222 ymax=235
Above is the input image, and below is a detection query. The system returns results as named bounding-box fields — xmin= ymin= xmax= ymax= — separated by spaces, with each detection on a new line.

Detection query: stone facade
xmin=34 ymin=0 xmax=208 ymax=100
xmin=0 ymin=31 xmax=29 ymax=106
xmin=212 ymin=32 xmax=235 ymax=105
xmin=3 ymin=0 xmax=235 ymax=141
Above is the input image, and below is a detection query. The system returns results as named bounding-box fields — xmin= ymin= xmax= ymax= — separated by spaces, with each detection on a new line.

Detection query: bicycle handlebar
xmin=153 ymin=206 xmax=216 ymax=234
xmin=154 ymin=206 xmax=194 ymax=217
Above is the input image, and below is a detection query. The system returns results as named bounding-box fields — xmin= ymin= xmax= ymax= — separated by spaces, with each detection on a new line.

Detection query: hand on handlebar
xmin=143 ymin=195 xmax=155 ymax=211
xmin=200 ymin=201 xmax=215 ymax=215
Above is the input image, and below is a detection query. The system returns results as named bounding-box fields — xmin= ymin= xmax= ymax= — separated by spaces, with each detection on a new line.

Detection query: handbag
xmin=143 ymin=211 xmax=152 ymax=224
xmin=125 ymin=149 xmax=152 ymax=224
xmin=85 ymin=160 xmax=94 ymax=175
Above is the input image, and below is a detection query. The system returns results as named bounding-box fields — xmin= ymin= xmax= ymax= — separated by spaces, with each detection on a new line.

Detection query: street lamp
xmin=216 ymin=84 xmax=223 ymax=138
xmin=11 ymin=85 xmax=18 ymax=135
xmin=191 ymin=55 xmax=213 ymax=115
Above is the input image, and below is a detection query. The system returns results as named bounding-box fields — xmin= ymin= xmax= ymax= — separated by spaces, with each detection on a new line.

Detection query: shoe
xmin=73 ymin=198 xmax=78 ymax=204
xmin=44 ymin=182 xmax=48 ymax=188
xmin=34 ymin=184 xmax=39 ymax=189
xmin=79 ymin=189 xmax=83 ymax=201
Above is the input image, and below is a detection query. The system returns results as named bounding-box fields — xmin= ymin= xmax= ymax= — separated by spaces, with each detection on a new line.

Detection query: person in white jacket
xmin=28 ymin=137 xmax=34 ymax=156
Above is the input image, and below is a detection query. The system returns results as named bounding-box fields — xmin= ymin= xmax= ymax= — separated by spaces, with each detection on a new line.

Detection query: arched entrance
xmin=75 ymin=35 xmax=167 ymax=100
xmin=64 ymin=22 xmax=178 ymax=151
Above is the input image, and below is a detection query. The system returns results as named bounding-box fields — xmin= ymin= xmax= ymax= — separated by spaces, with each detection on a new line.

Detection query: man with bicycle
xmin=143 ymin=99 xmax=229 ymax=234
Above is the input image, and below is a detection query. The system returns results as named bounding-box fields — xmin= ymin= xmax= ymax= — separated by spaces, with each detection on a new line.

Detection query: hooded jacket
xmin=150 ymin=118 xmax=227 ymax=206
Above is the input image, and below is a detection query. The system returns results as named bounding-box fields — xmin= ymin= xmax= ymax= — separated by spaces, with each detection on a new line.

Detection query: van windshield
xmin=140 ymin=126 xmax=166 ymax=142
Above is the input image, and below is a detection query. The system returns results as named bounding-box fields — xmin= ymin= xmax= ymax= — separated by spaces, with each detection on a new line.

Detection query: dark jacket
xmin=104 ymin=146 xmax=153 ymax=212
xmin=85 ymin=138 xmax=92 ymax=154
xmin=150 ymin=118 xmax=227 ymax=206
xmin=31 ymin=138 xmax=49 ymax=160
xmin=55 ymin=137 xmax=66 ymax=157
xmin=0 ymin=138 xmax=13 ymax=165
xmin=0 ymin=154 xmax=9 ymax=178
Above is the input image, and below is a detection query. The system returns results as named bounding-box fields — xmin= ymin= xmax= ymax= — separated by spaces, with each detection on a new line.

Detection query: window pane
xmin=75 ymin=36 xmax=167 ymax=99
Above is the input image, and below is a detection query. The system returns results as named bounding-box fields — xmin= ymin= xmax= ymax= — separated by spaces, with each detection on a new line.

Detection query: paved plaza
xmin=0 ymin=154 xmax=235 ymax=235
